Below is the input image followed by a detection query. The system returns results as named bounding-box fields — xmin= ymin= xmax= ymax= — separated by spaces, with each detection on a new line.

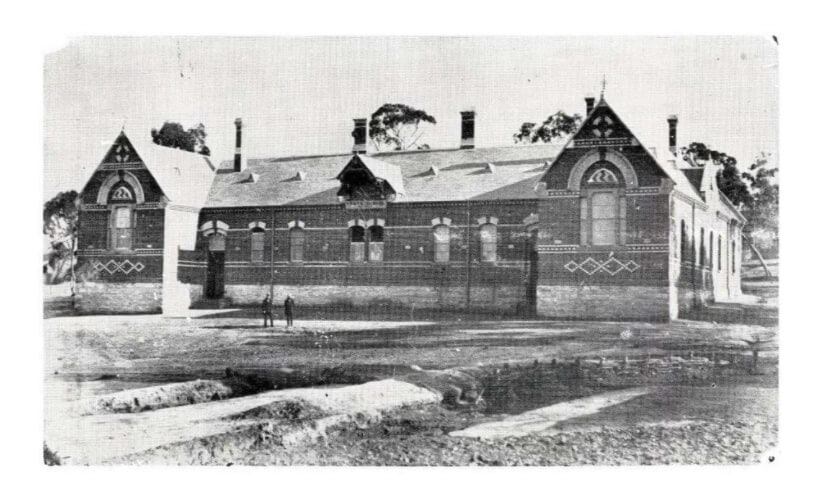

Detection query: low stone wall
xmin=536 ymin=285 xmax=669 ymax=321
xmin=212 ymin=284 xmax=528 ymax=313
xmin=75 ymin=282 xmax=162 ymax=314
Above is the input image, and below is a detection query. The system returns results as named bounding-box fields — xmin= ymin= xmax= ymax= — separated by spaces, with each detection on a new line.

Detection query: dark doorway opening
xmin=206 ymin=234 xmax=226 ymax=299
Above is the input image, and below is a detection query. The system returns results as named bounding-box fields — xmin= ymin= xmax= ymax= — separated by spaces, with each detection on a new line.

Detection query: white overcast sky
xmin=43 ymin=36 xmax=778 ymax=199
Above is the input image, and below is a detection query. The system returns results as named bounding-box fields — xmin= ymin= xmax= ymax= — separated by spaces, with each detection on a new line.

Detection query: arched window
xmin=290 ymin=228 xmax=305 ymax=262
xmin=250 ymin=227 xmax=265 ymax=263
xmin=680 ymin=220 xmax=687 ymax=263
xmin=479 ymin=223 xmax=497 ymax=262
xmin=718 ymin=235 xmax=723 ymax=271
xmin=579 ymin=162 xmax=626 ymax=246
xmin=350 ymin=226 xmax=365 ymax=263
xmin=111 ymin=205 xmax=133 ymax=250
xmin=433 ymin=224 xmax=450 ymax=263
xmin=368 ymin=225 xmax=384 ymax=262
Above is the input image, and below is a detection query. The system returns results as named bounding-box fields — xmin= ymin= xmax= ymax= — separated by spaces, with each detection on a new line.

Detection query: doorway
xmin=205 ymin=234 xmax=226 ymax=299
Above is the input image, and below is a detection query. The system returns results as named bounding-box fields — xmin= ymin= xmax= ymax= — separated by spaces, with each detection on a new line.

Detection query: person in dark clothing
xmin=261 ymin=294 xmax=273 ymax=328
xmin=284 ymin=295 xmax=295 ymax=327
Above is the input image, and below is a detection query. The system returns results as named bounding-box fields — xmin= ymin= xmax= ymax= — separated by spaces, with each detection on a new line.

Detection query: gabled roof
xmin=681 ymin=168 xmax=705 ymax=193
xmin=339 ymin=154 xmax=406 ymax=197
xmin=205 ymin=144 xmax=561 ymax=208
xmin=88 ymin=131 xmax=216 ymax=209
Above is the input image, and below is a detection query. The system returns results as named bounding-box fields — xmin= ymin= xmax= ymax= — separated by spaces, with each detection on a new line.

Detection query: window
xmin=368 ymin=226 xmax=384 ymax=262
xmin=112 ymin=206 xmax=133 ymax=250
xmin=718 ymin=235 xmax=722 ymax=271
xmin=350 ymin=226 xmax=365 ymax=262
xmin=590 ymin=192 xmax=617 ymax=245
xmin=709 ymin=232 xmax=714 ymax=270
xmin=732 ymin=241 xmax=736 ymax=274
xmin=250 ymin=228 xmax=265 ymax=263
xmin=433 ymin=224 xmax=450 ymax=263
xmin=479 ymin=223 xmax=497 ymax=262
xmin=680 ymin=220 xmax=687 ymax=262
xmin=700 ymin=228 xmax=706 ymax=267
xmin=290 ymin=228 xmax=305 ymax=262
xmin=209 ymin=233 xmax=226 ymax=251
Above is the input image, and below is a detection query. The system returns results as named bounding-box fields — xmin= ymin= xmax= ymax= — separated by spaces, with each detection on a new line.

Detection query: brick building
xmin=75 ymin=95 xmax=745 ymax=320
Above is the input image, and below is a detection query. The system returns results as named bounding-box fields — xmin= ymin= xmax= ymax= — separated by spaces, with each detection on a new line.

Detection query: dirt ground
xmin=43 ymin=281 xmax=779 ymax=466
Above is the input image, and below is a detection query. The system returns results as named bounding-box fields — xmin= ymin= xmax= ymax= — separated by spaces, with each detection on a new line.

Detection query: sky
xmin=43 ymin=36 xmax=778 ymax=199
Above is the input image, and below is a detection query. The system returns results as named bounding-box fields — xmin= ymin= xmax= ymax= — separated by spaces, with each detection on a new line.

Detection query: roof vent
xmin=428 ymin=166 xmax=439 ymax=176
xmin=484 ymin=163 xmax=495 ymax=174
xmin=242 ymin=172 xmax=259 ymax=183
xmin=295 ymin=170 xmax=306 ymax=181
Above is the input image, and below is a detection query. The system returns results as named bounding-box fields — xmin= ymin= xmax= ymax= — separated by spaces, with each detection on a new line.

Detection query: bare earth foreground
xmin=43 ymin=291 xmax=778 ymax=465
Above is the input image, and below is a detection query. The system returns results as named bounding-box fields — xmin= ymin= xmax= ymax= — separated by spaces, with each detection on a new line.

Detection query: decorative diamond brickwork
xmin=563 ymin=256 xmax=640 ymax=276
xmin=92 ymin=259 xmax=146 ymax=275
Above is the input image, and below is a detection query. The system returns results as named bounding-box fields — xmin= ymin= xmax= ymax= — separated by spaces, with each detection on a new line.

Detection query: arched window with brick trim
xmin=368 ymin=225 xmax=384 ymax=262
xmin=349 ymin=225 xmax=365 ymax=263
xmin=433 ymin=224 xmax=450 ymax=263
xmin=579 ymin=162 xmax=626 ymax=246
xmin=479 ymin=223 xmax=497 ymax=262
xmin=250 ymin=227 xmax=265 ymax=263
xmin=290 ymin=227 xmax=305 ymax=262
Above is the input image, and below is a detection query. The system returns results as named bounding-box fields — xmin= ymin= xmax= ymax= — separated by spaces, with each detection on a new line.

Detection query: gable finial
xmin=601 ymin=75 xmax=607 ymax=99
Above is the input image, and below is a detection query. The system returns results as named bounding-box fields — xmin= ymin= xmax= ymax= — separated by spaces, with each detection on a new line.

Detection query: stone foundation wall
xmin=207 ymin=283 xmax=528 ymax=313
xmin=75 ymin=282 xmax=162 ymax=314
xmin=536 ymin=285 xmax=669 ymax=321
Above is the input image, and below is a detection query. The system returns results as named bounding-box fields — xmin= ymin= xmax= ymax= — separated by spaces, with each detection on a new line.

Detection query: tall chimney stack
xmin=667 ymin=114 xmax=678 ymax=156
xmin=460 ymin=110 xmax=475 ymax=149
xmin=234 ymin=118 xmax=243 ymax=172
xmin=584 ymin=95 xmax=596 ymax=116
xmin=352 ymin=118 xmax=367 ymax=154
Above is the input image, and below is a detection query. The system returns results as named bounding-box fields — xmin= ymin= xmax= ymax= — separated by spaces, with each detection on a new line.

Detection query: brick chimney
xmin=460 ymin=110 xmax=475 ymax=149
xmin=234 ymin=118 xmax=242 ymax=172
xmin=352 ymin=118 xmax=367 ymax=154
xmin=667 ymin=114 xmax=678 ymax=156
xmin=584 ymin=95 xmax=596 ymax=116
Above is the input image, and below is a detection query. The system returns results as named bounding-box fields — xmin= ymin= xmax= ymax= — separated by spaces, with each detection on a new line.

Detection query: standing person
xmin=284 ymin=294 xmax=295 ymax=328
xmin=261 ymin=293 xmax=273 ymax=328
